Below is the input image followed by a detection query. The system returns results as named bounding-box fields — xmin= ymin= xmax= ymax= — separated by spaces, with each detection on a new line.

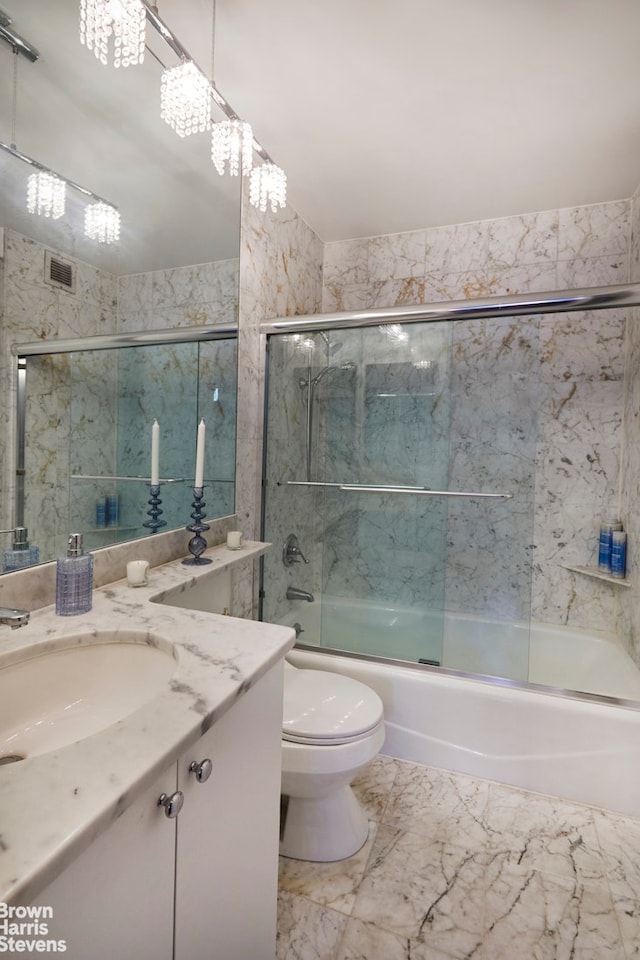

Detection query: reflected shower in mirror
xmin=15 ymin=334 xmax=237 ymax=567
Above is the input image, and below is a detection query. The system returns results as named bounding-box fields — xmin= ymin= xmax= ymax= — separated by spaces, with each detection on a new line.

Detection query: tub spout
xmin=286 ymin=586 xmax=315 ymax=603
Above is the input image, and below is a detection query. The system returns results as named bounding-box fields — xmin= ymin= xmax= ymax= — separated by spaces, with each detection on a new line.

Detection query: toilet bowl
xmin=280 ymin=660 xmax=385 ymax=862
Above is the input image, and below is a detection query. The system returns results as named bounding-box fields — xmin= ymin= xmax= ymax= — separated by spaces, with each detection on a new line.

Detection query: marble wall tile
xmin=426 ymin=220 xmax=491 ymax=275
xmin=322 ymin=280 xmax=383 ymax=314
xmin=486 ymin=209 xmax=559 ymax=268
xmin=117 ymin=258 xmax=238 ymax=332
xmin=323 ymin=239 xmax=370 ymax=289
xmin=369 ymin=231 xmax=427 ymax=283
xmin=1 ymin=232 xmax=120 ymax=560
xmin=557 ymin=254 xmax=629 ymax=288
xmin=557 ymin=201 xmax=631 ymax=261
xmin=236 ymin=186 xmax=324 ymax=614
xmin=482 ymin=261 xmax=559 ymax=296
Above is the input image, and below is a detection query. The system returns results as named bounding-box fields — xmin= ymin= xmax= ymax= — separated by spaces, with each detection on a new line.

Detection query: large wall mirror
xmin=0 ymin=0 xmax=241 ymax=570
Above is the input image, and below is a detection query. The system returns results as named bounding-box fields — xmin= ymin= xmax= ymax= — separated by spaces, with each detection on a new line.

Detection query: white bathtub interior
xmin=284 ymin=595 xmax=640 ymax=701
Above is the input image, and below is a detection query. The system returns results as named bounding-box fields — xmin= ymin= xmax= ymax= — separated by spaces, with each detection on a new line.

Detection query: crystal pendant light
xmin=160 ymin=61 xmax=211 ymax=138
xmin=79 ymin=0 xmax=146 ymax=68
xmin=211 ymin=120 xmax=253 ymax=177
xmin=249 ymin=163 xmax=287 ymax=212
xmin=85 ymin=202 xmax=121 ymax=243
xmin=26 ymin=172 xmax=66 ymax=219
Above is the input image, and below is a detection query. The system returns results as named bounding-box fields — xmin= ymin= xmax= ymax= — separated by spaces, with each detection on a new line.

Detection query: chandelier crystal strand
xmin=160 ymin=62 xmax=212 ymax=138
xmin=211 ymin=120 xmax=253 ymax=177
xmin=27 ymin=172 xmax=66 ymax=219
xmin=85 ymin=202 xmax=121 ymax=243
xmin=249 ymin=163 xmax=287 ymax=212
xmin=79 ymin=0 xmax=146 ymax=68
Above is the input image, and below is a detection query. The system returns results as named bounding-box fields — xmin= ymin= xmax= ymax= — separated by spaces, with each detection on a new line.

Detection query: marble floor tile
xmin=335 ymin=916 xmax=458 ymax=960
xmin=278 ymin=823 xmax=379 ymax=916
xmin=483 ymin=783 xmax=607 ymax=884
xmin=594 ymin=809 xmax=640 ymax=899
xmin=277 ymin=890 xmax=349 ymax=960
xmin=383 ymin=761 xmax=491 ymax=851
xmin=351 ymin=754 xmax=401 ymax=822
xmin=277 ymin=757 xmax=640 ymax=960
xmin=351 ymin=824 xmax=487 ymax=957
xmin=482 ymin=855 xmax=625 ymax=960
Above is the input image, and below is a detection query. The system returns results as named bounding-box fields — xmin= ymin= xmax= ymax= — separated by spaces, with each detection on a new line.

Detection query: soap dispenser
xmin=2 ymin=527 xmax=40 ymax=573
xmin=56 ymin=533 xmax=94 ymax=616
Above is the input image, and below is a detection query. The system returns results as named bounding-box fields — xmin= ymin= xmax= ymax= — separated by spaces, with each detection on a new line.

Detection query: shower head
xmin=298 ymin=361 xmax=356 ymax=391
xmin=311 ymin=360 xmax=356 ymax=388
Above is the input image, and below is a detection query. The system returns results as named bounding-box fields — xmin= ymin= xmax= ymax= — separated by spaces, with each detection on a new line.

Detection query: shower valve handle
xmin=283 ymin=534 xmax=310 ymax=566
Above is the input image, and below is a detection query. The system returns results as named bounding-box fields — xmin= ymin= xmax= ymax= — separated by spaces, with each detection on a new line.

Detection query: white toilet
xmin=280 ymin=660 xmax=385 ymax=862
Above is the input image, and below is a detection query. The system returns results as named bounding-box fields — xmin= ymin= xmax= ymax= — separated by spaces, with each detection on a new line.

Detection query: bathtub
xmin=281 ymin=597 xmax=640 ymax=817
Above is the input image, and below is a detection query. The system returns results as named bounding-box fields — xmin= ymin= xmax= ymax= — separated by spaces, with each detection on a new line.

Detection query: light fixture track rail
xmin=139 ymin=0 xmax=274 ymax=164
xmin=0 ymin=140 xmax=115 ymax=208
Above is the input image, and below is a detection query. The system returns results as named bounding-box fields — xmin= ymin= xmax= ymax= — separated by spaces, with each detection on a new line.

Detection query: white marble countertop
xmin=0 ymin=541 xmax=295 ymax=905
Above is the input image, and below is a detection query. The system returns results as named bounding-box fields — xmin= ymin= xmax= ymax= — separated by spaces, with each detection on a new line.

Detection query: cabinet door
xmin=174 ymin=664 xmax=284 ymax=960
xmin=31 ymin=768 xmax=176 ymax=960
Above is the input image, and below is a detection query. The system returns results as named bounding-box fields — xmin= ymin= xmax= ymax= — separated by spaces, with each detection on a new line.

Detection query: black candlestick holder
xmin=183 ymin=486 xmax=212 ymax=565
xmin=143 ymin=484 xmax=167 ymax=533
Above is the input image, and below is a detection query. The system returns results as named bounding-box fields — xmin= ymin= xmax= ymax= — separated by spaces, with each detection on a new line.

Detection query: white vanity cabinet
xmin=30 ymin=767 xmax=176 ymax=960
xmin=30 ymin=664 xmax=283 ymax=960
xmin=174 ymin=662 xmax=283 ymax=960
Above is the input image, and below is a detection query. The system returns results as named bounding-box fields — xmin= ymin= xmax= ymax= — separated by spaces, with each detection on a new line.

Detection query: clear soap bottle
xmin=56 ymin=533 xmax=94 ymax=616
xmin=2 ymin=527 xmax=40 ymax=573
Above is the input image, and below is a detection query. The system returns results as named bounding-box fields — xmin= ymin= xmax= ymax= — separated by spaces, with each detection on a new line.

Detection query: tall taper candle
xmin=195 ymin=418 xmax=205 ymax=488
xmin=151 ymin=419 xmax=160 ymax=486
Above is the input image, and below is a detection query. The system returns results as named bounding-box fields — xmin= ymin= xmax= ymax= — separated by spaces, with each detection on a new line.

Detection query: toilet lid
xmin=282 ymin=669 xmax=384 ymax=744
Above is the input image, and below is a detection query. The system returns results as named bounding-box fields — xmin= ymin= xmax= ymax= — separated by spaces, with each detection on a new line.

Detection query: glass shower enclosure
xmin=261 ymin=314 xmax=538 ymax=683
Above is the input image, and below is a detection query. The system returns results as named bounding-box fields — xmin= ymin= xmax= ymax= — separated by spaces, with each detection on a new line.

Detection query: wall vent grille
xmin=44 ymin=251 xmax=75 ymax=293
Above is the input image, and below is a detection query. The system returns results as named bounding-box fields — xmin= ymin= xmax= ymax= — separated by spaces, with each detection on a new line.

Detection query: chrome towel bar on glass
xmin=285 ymin=481 xmax=512 ymax=500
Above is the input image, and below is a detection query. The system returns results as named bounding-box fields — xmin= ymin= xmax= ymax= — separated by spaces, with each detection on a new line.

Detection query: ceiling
xmin=1 ymin=0 xmax=639 ymax=271
xmin=212 ymin=0 xmax=640 ymax=242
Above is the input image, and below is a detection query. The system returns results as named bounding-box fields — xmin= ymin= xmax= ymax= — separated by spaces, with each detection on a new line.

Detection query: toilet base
xmin=280 ymin=784 xmax=369 ymax=862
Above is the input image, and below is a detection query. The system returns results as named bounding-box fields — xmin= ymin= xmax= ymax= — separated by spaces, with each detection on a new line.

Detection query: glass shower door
xmin=315 ymin=323 xmax=451 ymax=665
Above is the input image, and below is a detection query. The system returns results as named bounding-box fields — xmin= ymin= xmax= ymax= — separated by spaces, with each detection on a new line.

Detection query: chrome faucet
xmin=286 ymin=586 xmax=315 ymax=603
xmin=0 ymin=607 xmax=30 ymax=628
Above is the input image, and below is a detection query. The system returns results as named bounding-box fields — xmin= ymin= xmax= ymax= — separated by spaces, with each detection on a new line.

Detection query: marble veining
xmin=0 ymin=540 xmax=294 ymax=906
xmin=277 ymin=755 xmax=640 ymax=959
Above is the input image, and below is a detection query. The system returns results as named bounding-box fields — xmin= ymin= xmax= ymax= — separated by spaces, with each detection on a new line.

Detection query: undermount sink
xmin=0 ymin=633 xmax=177 ymax=763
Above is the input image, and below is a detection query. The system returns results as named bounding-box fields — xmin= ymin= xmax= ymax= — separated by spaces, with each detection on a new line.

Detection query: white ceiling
xmin=1 ymin=1 xmax=639 ymax=272
xmin=212 ymin=0 xmax=640 ymax=241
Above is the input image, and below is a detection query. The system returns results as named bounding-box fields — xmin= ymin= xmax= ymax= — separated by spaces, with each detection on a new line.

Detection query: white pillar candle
xmin=195 ymin=418 xmax=206 ymax=488
xmin=151 ymin=419 xmax=160 ymax=486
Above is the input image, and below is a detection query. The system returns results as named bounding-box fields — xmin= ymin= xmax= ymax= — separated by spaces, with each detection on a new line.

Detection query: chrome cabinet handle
xmin=188 ymin=758 xmax=213 ymax=783
xmin=158 ymin=790 xmax=184 ymax=818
